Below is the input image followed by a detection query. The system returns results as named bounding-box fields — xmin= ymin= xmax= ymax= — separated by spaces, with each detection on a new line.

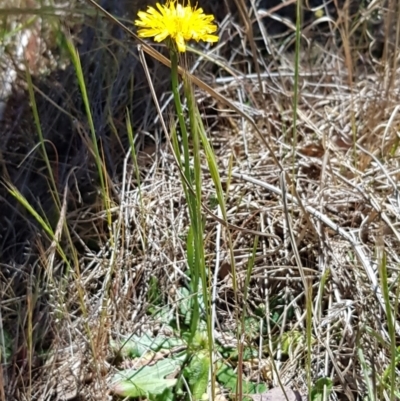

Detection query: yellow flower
xmin=134 ymin=1 xmax=219 ymax=53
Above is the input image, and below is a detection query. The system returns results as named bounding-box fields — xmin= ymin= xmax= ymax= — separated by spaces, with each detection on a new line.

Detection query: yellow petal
xmin=154 ymin=30 xmax=170 ymax=42
xmin=175 ymin=33 xmax=186 ymax=52
xmin=134 ymin=1 xmax=219 ymax=52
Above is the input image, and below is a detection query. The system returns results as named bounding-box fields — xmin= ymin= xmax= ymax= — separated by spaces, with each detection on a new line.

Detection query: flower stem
xmin=170 ymin=49 xmax=191 ymax=185
xmin=170 ymin=47 xmax=200 ymax=343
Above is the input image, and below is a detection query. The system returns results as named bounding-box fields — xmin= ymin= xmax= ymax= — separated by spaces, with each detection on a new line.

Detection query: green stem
xmin=170 ymin=49 xmax=191 ymax=185
xmin=184 ymin=67 xmax=216 ymax=401
xmin=170 ymin=48 xmax=199 ymax=343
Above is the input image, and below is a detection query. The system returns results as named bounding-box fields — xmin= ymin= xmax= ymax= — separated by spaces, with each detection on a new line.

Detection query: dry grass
xmin=1 ymin=0 xmax=400 ymax=400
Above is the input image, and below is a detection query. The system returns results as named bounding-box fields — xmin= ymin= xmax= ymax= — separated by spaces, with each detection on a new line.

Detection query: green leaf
xmin=187 ymin=225 xmax=195 ymax=275
xmin=217 ymin=363 xmax=267 ymax=395
xmin=0 ymin=328 xmax=13 ymax=363
xmin=153 ymin=387 xmax=175 ymax=401
xmin=178 ymin=287 xmax=192 ymax=326
xmin=280 ymin=331 xmax=304 ymax=356
xmin=111 ymin=332 xmax=185 ymax=358
xmin=151 ymin=305 xmax=175 ymax=325
xmin=192 ymin=329 xmax=209 ymax=350
xmin=219 ymin=346 xmax=257 ymax=362
xmin=112 ymin=356 xmax=185 ymax=398
xmin=185 ymin=351 xmax=210 ymax=400
xmin=209 ymin=194 xmax=219 ymax=209
xmin=244 ymin=317 xmax=260 ymax=340
xmin=310 ymin=377 xmax=333 ymax=401
xmin=148 ymin=276 xmax=162 ymax=306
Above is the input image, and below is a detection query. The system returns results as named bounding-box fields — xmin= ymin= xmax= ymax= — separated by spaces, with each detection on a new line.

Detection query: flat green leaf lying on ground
xmin=217 ymin=362 xmax=268 ymax=395
xmin=111 ymin=355 xmax=185 ymax=398
xmin=111 ymin=332 xmax=185 ymax=358
xmin=310 ymin=377 xmax=333 ymax=401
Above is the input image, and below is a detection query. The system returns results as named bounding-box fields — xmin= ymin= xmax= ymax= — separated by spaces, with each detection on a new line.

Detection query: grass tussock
xmin=0 ymin=0 xmax=400 ymax=400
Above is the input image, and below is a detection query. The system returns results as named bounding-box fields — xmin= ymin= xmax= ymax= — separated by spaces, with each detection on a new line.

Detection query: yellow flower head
xmin=134 ymin=1 xmax=219 ymax=53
